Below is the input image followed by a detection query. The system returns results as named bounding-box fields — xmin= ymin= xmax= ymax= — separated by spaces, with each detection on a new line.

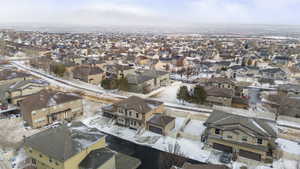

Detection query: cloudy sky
xmin=0 ymin=0 xmax=299 ymax=26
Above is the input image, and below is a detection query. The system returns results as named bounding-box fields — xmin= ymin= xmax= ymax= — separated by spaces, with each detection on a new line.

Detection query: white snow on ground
xmin=81 ymin=115 xmax=211 ymax=163
xmin=13 ymin=148 xmax=28 ymax=169
xmin=276 ymin=138 xmax=300 ymax=155
xmin=174 ymin=117 xmax=186 ymax=131
xmin=183 ymin=120 xmax=206 ymax=136
xmin=277 ymin=120 xmax=300 ymax=129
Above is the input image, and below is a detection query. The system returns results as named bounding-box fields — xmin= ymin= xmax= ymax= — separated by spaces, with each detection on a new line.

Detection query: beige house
xmin=72 ymin=65 xmax=104 ymax=85
xmin=21 ymin=89 xmax=83 ymax=128
xmin=24 ymin=122 xmax=141 ymax=169
xmin=205 ymin=87 xmax=234 ymax=106
xmin=147 ymin=114 xmax=175 ymax=136
xmin=203 ymin=111 xmax=277 ymax=162
xmin=127 ymin=70 xmax=170 ymax=94
xmin=3 ymin=79 xmax=49 ymax=105
xmin=102 ymin=96 xmax=164 ymax=130
xmin=0 ymin=69 xmax=34 ymax=86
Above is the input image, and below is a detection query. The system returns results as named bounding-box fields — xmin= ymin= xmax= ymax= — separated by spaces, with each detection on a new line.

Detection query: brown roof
xmin=0 ymin=69 xmax=31 ymax=81
xmin=72 ymin=65 xmax=103 ymax=76
xmin=21 ymin=89 xmax=82 ymax=114
xmin=148 ymin=114 xmax=175 ymax=127
xmin=114 ymin=96 xmax=163 ymax=114
xmin=207 ymin=77 xmax=235 ymax=85
xmin=205 ymin=87 xmax=234 ymax=98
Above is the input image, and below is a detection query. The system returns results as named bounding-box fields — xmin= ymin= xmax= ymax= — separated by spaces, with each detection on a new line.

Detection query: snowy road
xmin=12 ymin=62 xmax=212 ymax=114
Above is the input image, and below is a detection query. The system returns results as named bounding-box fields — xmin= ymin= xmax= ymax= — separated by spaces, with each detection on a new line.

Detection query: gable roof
xmin=148 ymin=114 xmax=175 ymax=127
xmin=114 ymin=96 xmax=163 ymax=114
xmin=79 ymin=148 xmax=114 ymax=169
xmin=204 ymin=111 xmax=277 ymax=138
xmin=24 ymin=122 xmax=104 ymax=162
xmin=7 ymin=79 xmax=49 ymax=92
xmin=21 ymin=89 xmax=82 ymax=113
xmin=0 ymin=69 xmax=31 ymax=81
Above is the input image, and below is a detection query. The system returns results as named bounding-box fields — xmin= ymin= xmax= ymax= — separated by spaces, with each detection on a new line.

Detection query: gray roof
xmin=24 ymin=122 xmax=104 ymax=162
xmin=0 ymin=69 xmax=31 ymax=81
xmin=115 ymin=152 xmax=141 ymax=169
xmin=127 ymin=74 xmax=153 ymax=84
xmin=204 ymin=111 xmax=277 ymax=138
xmin=173 ymin=162 xmax=229 ymax=169
xmin=7 ymin=79 xmax=49 ymax=92
xmin=79 ymin=148 xmax=114 ymax=169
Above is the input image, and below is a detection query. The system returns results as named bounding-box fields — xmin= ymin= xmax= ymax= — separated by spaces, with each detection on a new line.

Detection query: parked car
xmin=0 ymin=105 xmax=8 ymax=110
xmin=220 ymin=152 xmax=232 ymax=164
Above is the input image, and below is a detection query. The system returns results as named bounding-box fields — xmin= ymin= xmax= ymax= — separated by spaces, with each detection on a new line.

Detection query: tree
xmin=158 ymin=142 xmax=186 ymax=169
xmin=177 ymin=86 xmax=190 ymax=104
xmin=192 ymin=85 xmax=207 ymax=104
xmin=52 ymin=63 xmax=66 ymax=77
xmin=118 ymin=77 xmax=129 ymax=91
xmin=101 ymin=78 xmax=118 ymax=90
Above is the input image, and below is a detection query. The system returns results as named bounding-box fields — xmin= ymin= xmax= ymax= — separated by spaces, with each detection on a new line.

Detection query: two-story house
xmin=24 ymin=122 xmax=141 ymax=169
xmin=205 ymin=87 xmax=234 ymax=107
xmin=203 ymin=111 xmax=277 ymax=162
xmin=127 ymin=70 xmax=170 ymax=94
xmin=3 ymin=79 xmax=49 ymax=105
xmin=20 ymin=89 xmax=83 ymax=128
xmin=0 ymin=69 xmax=33 ymax=86
xmin=72 ymin=65 xmax=104 ymax=85
xmin=205 ymin=77 xmax=235 ymax=90
xmin=102 ymin=96 xmax=164 ymax=130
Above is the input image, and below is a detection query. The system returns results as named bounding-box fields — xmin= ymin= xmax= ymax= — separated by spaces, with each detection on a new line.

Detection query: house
xmin=104 ymin=64 xmax=135 ymax=79
xmin=259 ymin=68 xmax=287 ymax=80
xmin=1 ymin=79 xmax=49 ymax=106
xmin=147 ymin=114 xmax=175 ymax=136
xmin=72 ymin=65 xmax=104 ymax=85
xmin=171 ymin=162 xmax=229 ymax=169
xmin=102 ymin=96 xmax=164 ymax=130
xmin=205 ymin=87 xmax=234 ymax=106
xmin=0 ymin=69 xmax=33 ymax=85
xmin=203 ymin=111 xmax=277 ymax=162
xmin=205 ymin=77 xmax=235 ymax=90
xmin=24 ymin=122 xmax=141 ymax=169
xmin=20 ymin=89 xmax=83 ymax=128
xmin=277 ymin=84 xmax=300 ymax=97
xmin=127 ymin=70 xmax=170 ymax=94
xmin=262 ymin=94 xmax=300 ymax=118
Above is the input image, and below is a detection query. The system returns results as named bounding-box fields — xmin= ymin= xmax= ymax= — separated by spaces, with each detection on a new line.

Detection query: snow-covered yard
xmin=276 ymin=138 xmax=300 ymax=156
xmin=183 ymin=120 xmax=206 ymax=137
xmin=81 ymin=115 xmax=211 ymax=163
xmin=0 ymin=118 xmax=41 ymax=149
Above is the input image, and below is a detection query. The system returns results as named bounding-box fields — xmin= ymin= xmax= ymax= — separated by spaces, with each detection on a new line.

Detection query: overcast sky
xmin=0 ymin=0 xmax=299 ymax=26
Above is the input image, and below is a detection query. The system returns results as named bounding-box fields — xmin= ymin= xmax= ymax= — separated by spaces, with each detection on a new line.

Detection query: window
xmin=227 ymin=135 xmax=233 ymax=139
xmin=39 ymin=154 xmax=43 ymax=158
xmin=55 ymin=162 xmax=59 ymax=166
xmin=257 ymin=138 xmax=263 ymax=144
xmin=29 ymin=149 xmax=32 ymax=153
xmin=215 ymin=128 xmax=220 ymax=134
xmin=136 ymin=113 xmax=139 ymax=118
xmin=32 ymin=159 xmax=36 ymax=165
xmin=242 ymin=136 xmax=248 ymax=142
xmin=49 ymin=158 xmax=52 ymax=163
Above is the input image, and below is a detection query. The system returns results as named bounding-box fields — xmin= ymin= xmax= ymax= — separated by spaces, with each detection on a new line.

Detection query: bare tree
xmin=158 ymin=142 xmax=187 ymax=169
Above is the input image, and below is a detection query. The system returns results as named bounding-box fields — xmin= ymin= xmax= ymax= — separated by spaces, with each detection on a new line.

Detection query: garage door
xmin=212 ymin=143 xmax=233 ymax=153
xmin=149 ymin=125 xmax=163 ymax=135
xmin=239 ymin=150 xmax=261 ymax=161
